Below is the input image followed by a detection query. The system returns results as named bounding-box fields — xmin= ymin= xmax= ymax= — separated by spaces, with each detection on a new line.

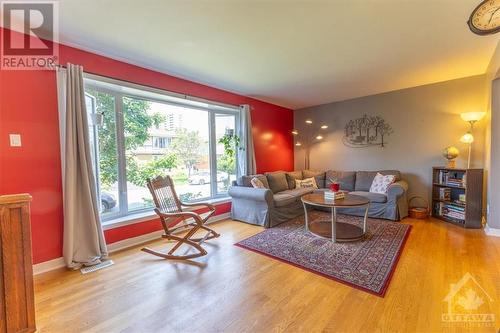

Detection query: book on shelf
xmin=446 ymin=178 xmax=464 ymax=187
xmin=445 ymin=205 xmax=465 ymax=213
xmin=444 ymin=210 xmax=465 ymax=219
xmin=438 ymin=170 xmax=449 ymax=184
xmin=436 ymin=170 xmax=465 ymax=187
xmin=434 ymin=201 xmax=465 ymax=221
xmin=442 ymin=214 xmax=465 ymax=223
xmin=435 ymin=202 xmax=443 ymax=215
xmin=439 ymin=187 xmax=451 ymax=200
xmin=324 ymin=191 xmax=346 ymax=200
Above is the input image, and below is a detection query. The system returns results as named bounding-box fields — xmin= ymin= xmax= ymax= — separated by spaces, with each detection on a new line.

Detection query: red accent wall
xmin=0 ymin=30 xmax=293 ymax=264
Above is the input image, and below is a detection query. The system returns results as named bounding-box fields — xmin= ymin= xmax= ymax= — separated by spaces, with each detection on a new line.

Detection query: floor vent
xmin=80 ymin=260 xmax=114 ymax=274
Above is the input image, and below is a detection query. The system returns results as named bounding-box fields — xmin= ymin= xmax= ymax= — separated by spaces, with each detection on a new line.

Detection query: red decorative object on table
xmin=329 ymin=183 xmax=340 ymax=192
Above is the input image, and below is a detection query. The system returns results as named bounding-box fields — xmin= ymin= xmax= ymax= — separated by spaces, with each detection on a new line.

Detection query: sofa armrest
xmin=228 ymin=186 xmax=273 ymax=204
xmin=387 ymin=180 xmax=408 ymax=201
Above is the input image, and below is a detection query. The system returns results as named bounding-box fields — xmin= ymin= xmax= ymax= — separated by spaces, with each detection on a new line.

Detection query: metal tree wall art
xmin=343 ymin=114 xmax=393 ymax=148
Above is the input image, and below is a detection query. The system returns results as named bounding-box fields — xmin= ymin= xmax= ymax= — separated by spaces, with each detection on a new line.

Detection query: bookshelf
xmin=431 ymin=167 xmax=483 ymax=229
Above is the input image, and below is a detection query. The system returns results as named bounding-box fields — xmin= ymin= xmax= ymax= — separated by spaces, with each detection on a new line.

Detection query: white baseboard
xmin=33 ymin=212 xmax=231 ymax=275
xmin=484 ymin=224 xmax=500 ymax=237
xmin=106 ymin=229 xmax=165 ymax=253
xmin=33 ymin=257 xmax=66 ymax=275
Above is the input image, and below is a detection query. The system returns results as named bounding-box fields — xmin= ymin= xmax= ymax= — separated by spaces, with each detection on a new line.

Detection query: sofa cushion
xmin=265 ymin=171 xmax=289 ymax=193
xmin=379 ymin=170 xmax=401 ymax=181
xmin=273 ymin=193 xmax=296 ymax=207
xmin=303 ymin=170 xmax=326 ymax=188
xmin=295 ymin=177 xmax=318 ymax=189
xmin=250 ymin=177 xmax=266 ymax=189
xmin=369 ymin=173 xmax=396 ymax=194
xmin=280 ymin=188 xmax=314 ymax=198
xmin=355 ymin=170 xmax=401 ymax=191
xmin=350 ymin=191 xmax=387 ymax=203
xmin=238 ymin=174 xmax=269 ymax=189
xmin=285 ymin=171 xmax=303 ymax=189
xmin=325 ymin=170 xmax=356 ymax=192
xmin=354 ymin=171 xmax=378 ymax=191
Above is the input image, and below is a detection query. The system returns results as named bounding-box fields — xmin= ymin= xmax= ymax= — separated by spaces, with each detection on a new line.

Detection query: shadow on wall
xmin=403 ymin=173 xmax=430 ymax=204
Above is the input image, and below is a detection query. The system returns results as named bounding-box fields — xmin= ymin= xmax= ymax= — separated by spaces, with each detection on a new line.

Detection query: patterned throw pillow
xmin=369 ymin=173 xmax=396 ymax=194
xmin=295 ymin=177 xmax=318 ymax=189
xmin=251 ymin=177 xmax=266 ymax=189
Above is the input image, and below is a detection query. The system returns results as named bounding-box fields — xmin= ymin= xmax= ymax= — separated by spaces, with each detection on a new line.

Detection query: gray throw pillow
xmin=265 ymin=171 xmax=289 ymax=193
xmin=325 ymin=170 xmax=356 ymax=192
xmin=355 ymin=171 xmax=378 ymax=191
xmin=285 ymin=171 xmax=303 ymax=189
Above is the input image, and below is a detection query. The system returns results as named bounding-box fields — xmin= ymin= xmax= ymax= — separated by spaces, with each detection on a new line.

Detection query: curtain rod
xmin=55 ymin=63 xmax=243 ymax=110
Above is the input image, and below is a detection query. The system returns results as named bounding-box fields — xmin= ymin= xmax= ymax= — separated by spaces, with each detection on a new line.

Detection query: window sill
xmin=101 ymin=197 xmax=232 ymax=230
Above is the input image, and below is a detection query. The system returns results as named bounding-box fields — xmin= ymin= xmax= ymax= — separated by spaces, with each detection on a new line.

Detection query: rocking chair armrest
xmin=154 ymin=209 xmax=204 ymax=224
xmin=181 ymin=202 xmax=216 ymax=212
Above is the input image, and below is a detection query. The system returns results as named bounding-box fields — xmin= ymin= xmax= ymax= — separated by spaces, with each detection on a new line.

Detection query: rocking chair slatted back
xmin=147 ymin=175 xmax=182 ymax=214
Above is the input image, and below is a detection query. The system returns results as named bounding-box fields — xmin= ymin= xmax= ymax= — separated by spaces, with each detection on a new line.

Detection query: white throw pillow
xmin=295 ymin=177 xmax=318 ymax=189
xmin=251 ymin=177 xmax=266 ymax=189
xmin=370 ymin=173 xmax=396 ymax=194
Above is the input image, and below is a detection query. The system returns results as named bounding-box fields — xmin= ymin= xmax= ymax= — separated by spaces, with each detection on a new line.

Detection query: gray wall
xmin=486 ymin=40 xmax=500 ymax=229
xmin=294 ymin=75 xmax=488 ymax=204
xmin=489 ymin=80 xmax=500 ymax=229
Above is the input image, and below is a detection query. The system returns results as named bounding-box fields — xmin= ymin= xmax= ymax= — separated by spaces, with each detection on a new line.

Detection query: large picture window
xmin=84 ymin=77 xmax=240 ymax=222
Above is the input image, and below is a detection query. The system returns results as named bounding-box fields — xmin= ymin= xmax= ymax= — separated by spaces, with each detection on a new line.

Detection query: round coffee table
xmin=301 ymin=193 xmax=370 ymax=242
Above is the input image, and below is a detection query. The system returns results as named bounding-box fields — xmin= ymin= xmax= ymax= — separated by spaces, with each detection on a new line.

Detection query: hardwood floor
xmin=34 ymin=218 xmax=500 ymax=333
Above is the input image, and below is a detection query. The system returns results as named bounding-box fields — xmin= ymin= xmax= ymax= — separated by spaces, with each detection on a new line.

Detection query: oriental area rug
xmin=235 ymin=211 xmax=411 ymax=297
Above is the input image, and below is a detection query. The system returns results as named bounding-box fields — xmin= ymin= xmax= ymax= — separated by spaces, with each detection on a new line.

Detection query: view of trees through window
xmin=85 ymin=83 xmax=238 ymax=220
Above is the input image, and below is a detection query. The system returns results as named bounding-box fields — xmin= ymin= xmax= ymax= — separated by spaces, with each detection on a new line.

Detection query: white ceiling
xmin=54 ymin=0 xmax=499 ymax=109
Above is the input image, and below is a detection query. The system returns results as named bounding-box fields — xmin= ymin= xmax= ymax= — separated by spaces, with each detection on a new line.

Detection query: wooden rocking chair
xmin=142 ymin=175 xmax=220 ymax=260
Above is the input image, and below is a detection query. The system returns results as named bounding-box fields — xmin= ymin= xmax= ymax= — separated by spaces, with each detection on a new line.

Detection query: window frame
xmin=84 ymin=75 xmax=241 ymax=222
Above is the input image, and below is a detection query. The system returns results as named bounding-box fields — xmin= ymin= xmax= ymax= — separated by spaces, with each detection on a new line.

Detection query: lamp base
xmin=446 ymin=160 xmax=456 ymax=169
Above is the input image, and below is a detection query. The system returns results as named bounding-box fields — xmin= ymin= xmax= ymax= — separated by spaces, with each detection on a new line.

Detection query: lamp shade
xmin=460 ymin=112 xmax=485 ymax=122
xmin=460 ymin=132 xmax=474 ymax=144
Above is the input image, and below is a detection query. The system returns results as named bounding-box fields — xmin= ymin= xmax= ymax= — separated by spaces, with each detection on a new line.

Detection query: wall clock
xmin=468 ymin=0 xmax=500 ymax=35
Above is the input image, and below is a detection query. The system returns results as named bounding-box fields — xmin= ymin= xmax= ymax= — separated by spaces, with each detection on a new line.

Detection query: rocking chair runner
xmin=143 ymin=175 xmax=220 ymax=259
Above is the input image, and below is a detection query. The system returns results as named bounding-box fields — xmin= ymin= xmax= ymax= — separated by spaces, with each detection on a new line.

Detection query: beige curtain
xmin=238 ymin=104 xmax=257 ymax=175
xmin=57 ymin=63 xmax=108 ymax=269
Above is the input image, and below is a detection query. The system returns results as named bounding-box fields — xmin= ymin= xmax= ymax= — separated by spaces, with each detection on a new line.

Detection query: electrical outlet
xmin=9 ymin=134 xmax=21 ymax=147
xmin=487 ymin=204 xmax=490 ymax=216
